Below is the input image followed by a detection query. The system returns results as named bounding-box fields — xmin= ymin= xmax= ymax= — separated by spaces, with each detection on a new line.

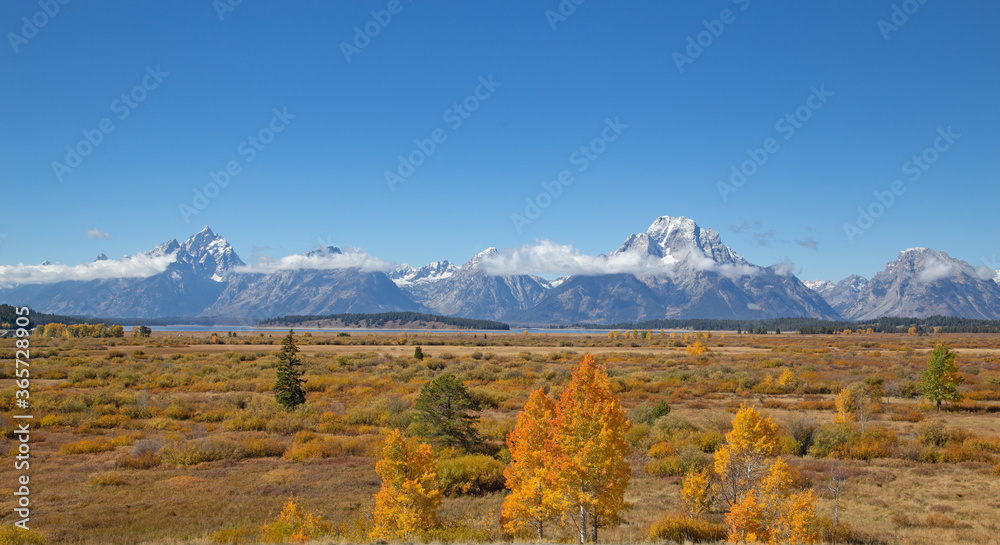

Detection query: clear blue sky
xmin=2 ymin=0 xmax=998 ymax=281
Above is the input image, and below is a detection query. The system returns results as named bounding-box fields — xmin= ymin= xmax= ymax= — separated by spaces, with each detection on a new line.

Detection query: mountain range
xmin=2 ymin=218 xmax=999 ymax=324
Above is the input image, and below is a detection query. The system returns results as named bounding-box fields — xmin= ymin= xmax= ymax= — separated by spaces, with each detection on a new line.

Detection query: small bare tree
xmin=828 ymin=460 xmax=848 ymax=530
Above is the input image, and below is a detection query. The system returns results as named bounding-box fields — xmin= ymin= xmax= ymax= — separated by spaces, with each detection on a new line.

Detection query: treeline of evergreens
xmin=260 ymin=311 xmax=511 ymax=330
xmin=572 ymin=315 xmax=1000 ymax=334
xmin=0 ymin=303 xmax=91 ymax=329
xmin=0 ymin=304 xmax=166 ymax=329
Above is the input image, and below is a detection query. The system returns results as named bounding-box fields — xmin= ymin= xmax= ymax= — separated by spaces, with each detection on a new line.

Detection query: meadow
xmin=1 ymin=329 xmax=1000 ymax=544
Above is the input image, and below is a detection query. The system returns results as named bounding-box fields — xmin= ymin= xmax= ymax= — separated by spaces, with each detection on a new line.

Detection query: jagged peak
xmin=94 ymin=253 xmax=109 ymax=262
xmin=617 ymin=215 xmax=745 ymax=268
xmin=304 ymin=246 xmax=343 ymax=258
xmin=646 ymin=216 xmax=701 ymax=239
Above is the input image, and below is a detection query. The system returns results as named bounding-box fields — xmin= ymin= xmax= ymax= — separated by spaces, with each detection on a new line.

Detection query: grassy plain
xmin=2 ymin=329 xmax=999 ymax=544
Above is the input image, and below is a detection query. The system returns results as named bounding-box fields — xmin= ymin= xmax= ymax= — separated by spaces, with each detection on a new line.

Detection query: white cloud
xmin=236 ymin=247 xmax=394 ymax=274
xmin=87 ymin=229 xmax=110 ymax=240
xmin=0 ymin=253 xmax=176 ymax=287
xmin=918 ymin=257 xmax=954 ymax=283
xmin=973 ymin=265 xmax=997 ymax=281
xmin=477 ymin=240 xmax=760 ymax=279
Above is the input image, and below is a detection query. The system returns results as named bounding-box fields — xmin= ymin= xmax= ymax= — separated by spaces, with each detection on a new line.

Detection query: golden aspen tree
xmin=549 ymin=354 xmax=631 ymax=544
xmin=370 ymin=430 xmax=441 ymax=541
xmin=725 ymin=454 xmax=818 ymax=544
xmin=687 ymin=341 xmax=707 ymax=356
xmin=726 ymin=491 xmax=766 ymax=543
xmin=759 ymin=459 xmax=817 ymax=544
xmin=501 ymin=388 xmax=565 ymax=539
xmin=714 ymin=403 xmax=778 ymax=506
xmin=680 ymin=467 xmax=713 ymax=517
xmin=834 ymin=384 xmax=876 ymax=432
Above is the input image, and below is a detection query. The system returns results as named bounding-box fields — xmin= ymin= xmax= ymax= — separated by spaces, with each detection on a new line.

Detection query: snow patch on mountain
xmin=390 ymin=260 xmax=458 ymax=287
xmin=804 ymin=279 xmax=834 ymax=293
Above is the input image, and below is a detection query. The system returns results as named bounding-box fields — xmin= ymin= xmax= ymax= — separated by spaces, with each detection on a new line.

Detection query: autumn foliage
xmin=501 ymin=388 xmax=564 ymax=538
xmin=714 ymin=403 xmax=778 ymax=506
xmin=370 ymin=429 xmax=441 ymax=541
xmin=503 ymin=354 xmax=631 ymax=543
xmin=717 ymin=406 xmax=818 ymax=544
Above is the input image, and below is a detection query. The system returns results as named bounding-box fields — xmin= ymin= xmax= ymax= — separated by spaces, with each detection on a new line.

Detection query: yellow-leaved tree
xmin=370 ymin=429 xmax=441 ymax=541
xmin=549 ymin=354 xmax=631 ymax=544
xmin=726 ymin=459 xmax=817 ymax=544
xmin=501 ymin=388 xmax=565 ymax=539
xmin=680 ymin=466 xmax=714 ymax=517
xmin=714 ymin=403 xmax=778 ymax=507
xmin=716 ymin=406 xmax=818 ymax=544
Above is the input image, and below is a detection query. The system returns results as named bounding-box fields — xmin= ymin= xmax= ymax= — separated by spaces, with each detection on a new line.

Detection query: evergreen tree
xmin=274 ymin=329 xmax=306 ymax=411
xmin=413 ymin=374 xmax=481 ymax=449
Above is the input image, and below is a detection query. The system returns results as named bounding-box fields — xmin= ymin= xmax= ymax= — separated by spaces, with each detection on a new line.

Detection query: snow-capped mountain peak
xmin=615 ymin=215 xmax=747 ymax=267
xmin=94 ymin=253 xmax=109 ymax=262
xmin=390 ymin=260 xmax=458 ymax=287
xmin=145 ymin=227 xmax=245 ymax=281
xmin=465 ymin=247 xmax=501 ymax=269
xmin=804 ymin=279 xmax=834 ymax=293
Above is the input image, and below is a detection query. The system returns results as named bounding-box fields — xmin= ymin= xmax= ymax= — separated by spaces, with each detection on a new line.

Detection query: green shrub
xmin=223 ymin=412 xmax=267 ymax=431
xmin=694 ymin=430 xmax=723 ymax=453
xmin=436 ymin=454 xmax=506 ymax=496
xmin=650 ymin=414 xmax=696 ymax=442
xmin=645 ymin=456 xmax=688 ymax=477
xmin=917 ymin=421 xmax=949 ymax=447
xmin=160 ymin=437 xmax=246 ymax=465
xmin=809 ymin=422 xmax=858 ymax=458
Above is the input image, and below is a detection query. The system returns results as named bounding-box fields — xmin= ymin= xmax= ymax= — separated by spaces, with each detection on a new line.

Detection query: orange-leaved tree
xmin=370 ymin=429 xmax=441 ymax=541
xmin=714 ymin=403 xmax=778 ymax=507
xmin=501 ymin=388 xmax=565 ymax=539
xmin=549 ymin=354 xmax=631 ymax=544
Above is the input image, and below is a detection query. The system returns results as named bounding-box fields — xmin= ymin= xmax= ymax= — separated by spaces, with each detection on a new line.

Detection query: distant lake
xmin=152 ymin=325 xmax=615 ymax=335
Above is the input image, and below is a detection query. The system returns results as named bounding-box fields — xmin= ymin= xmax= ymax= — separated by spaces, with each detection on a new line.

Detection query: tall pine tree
xmin=274 ymin=329 xmax=306 ymax=411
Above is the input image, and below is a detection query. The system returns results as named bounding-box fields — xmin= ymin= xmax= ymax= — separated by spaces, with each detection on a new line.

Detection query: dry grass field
xmin=2 ymin=329 xmax=1000 ymax=544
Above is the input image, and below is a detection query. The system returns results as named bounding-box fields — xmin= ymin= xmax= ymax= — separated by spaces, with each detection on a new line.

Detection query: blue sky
xmin=1 ymin=0 xmax=998 ymax=282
